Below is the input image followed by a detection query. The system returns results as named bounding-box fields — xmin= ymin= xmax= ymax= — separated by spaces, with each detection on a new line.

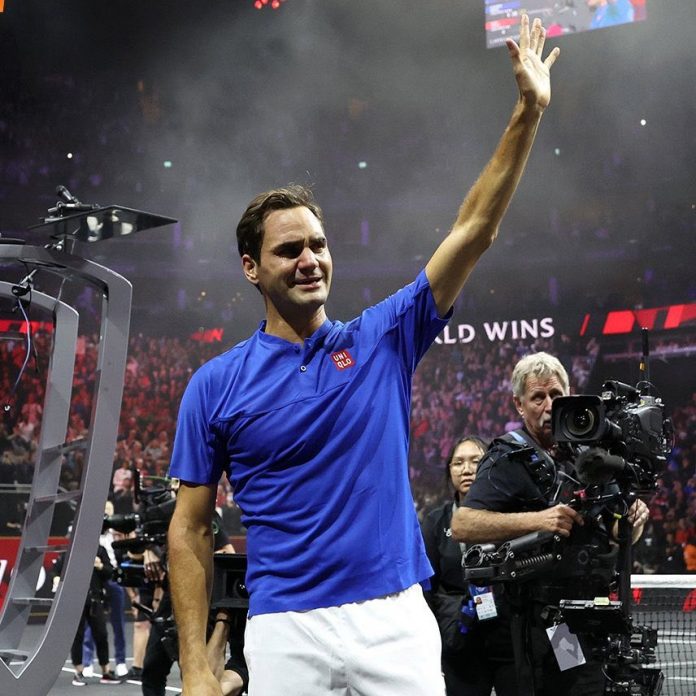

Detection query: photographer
xmin=53 ymin=540 xmax=122 ymax=686
xmin=451 ymin=352 xmax=649 ymax=696
xmin=82 ymin=501 xmax=129 ymax=678
xmin=137 ymin=482 xmax=246 ymax=696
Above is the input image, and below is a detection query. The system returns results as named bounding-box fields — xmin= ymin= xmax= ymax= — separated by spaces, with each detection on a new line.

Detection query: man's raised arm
xmin=168 ymin=481 xmax=222 ymax=696
xmin=426 ymin=14 xmax=560 ymax=316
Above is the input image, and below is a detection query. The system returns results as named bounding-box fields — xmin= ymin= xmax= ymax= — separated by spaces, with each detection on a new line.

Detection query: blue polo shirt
xmin=169 ymin=270 xmax=450 ymax=616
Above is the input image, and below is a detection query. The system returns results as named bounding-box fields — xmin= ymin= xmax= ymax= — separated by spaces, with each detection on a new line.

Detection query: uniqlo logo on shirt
xmin=331 ymin=349 xmax=355 ymax=371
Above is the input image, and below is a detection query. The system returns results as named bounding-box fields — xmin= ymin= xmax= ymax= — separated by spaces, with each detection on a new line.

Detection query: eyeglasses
xmin=449 ymin=459 xmax=480 ymax=472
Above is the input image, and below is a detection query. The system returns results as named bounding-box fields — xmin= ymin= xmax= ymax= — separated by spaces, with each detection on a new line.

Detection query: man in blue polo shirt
xmin=168 ymin=15 xmax=561 ymax=696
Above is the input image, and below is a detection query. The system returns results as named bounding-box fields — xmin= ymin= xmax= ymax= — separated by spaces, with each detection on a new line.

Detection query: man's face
xmin=513 ymin=373 xmax=568 ymax=449
xmin=243 ymin=206 xmax=333 ymax=319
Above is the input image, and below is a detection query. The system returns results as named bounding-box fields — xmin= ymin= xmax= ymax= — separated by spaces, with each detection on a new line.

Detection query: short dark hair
xmin=236 ymin=185 xmax=324 ymax=262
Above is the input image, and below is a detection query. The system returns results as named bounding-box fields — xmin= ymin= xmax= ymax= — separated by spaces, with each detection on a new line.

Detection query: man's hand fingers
xmin=563 ymin=505 xmax=585 ymax=526
xmin=505 ymin=38 xmax=520 ymax=60
xmin=554 ymin=521 xmax=571 ymax=537
xmin=631 ymin=501 xmax=649 ymax=525
xmin=544 ymin=47 xmax=561 ymax=70
xmin=529 ymin=17 xmax=542 ymax=54
xmin=519 ymin=13 xmax=530 ymax=53
xmin=534 ymin=22 xmax=546 ymax=57
xmin=543 ymin=504 xmax=583 ymax=535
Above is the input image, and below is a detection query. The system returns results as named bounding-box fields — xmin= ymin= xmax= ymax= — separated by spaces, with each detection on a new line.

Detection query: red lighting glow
xmin=253 ymin=0 xmax=286 ymax=9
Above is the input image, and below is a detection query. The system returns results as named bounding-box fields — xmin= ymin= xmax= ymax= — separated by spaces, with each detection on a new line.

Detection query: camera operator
xmin=451 ymin=352 xmax=649 ymax=696
xmin=139 ymin=482 xmax=246 ymax=696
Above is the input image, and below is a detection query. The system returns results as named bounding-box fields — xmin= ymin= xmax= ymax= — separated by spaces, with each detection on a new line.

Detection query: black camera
xmin=103 ymin=488 xmax=176 ymax=538
xmin=551 ymin=380 xmax=672 ymax=492
xmin=104 ymin=483 xmax=176 ymax=585
xmin=211 ymin=553 xmax=249 ymax=610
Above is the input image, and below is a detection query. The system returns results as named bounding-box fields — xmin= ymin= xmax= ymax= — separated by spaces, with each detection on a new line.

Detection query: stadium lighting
xmin=253 ymin=0 xmax=286 ymax=9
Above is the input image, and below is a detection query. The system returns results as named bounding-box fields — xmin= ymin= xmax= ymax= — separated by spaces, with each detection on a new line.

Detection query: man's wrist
xmin=514 ymin=98 xmax=545 ymax=122
xmin=179 ymin=648 xmax=212 ymax=674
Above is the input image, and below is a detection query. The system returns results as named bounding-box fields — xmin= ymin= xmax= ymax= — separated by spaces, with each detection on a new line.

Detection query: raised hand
xmin=506 ymin=14 xmax=560 ymax=110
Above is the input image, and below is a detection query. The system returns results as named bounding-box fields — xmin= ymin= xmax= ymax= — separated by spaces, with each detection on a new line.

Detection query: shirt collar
xmin=256 ymin=318 xmax=334 ymax=347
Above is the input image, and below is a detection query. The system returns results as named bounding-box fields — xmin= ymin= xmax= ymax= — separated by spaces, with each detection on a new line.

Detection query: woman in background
xmin=422 ymin=436 xmax=517 ymax=696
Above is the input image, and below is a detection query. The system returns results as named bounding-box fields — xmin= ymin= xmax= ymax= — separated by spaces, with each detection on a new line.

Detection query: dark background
xmin=1 ymin=0 xmax=693 ymax=336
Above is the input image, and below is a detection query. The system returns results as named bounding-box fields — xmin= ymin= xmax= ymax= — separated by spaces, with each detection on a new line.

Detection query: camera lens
xmin=565 ymin=408 xmax=596 ymax=438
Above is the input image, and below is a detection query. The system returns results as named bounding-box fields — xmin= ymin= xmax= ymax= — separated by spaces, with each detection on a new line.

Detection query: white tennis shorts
xmin=244 ymin=583 xmax=445 ymax=696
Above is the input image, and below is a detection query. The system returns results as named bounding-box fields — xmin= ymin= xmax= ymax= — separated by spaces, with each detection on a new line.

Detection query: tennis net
xmin=629 ymin=574 xmax=696 ymax=696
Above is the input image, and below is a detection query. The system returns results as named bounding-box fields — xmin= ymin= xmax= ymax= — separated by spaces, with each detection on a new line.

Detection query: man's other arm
xmin=168 ymin=481 xmax=222 ymax=696
xmin=426 ymin=15 xmax=560 ymax=316
xmin=451 ymin=504 xmax=583 ymax=544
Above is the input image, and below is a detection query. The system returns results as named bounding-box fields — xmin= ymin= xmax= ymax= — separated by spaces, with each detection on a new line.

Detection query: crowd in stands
xmin=635 ymin=389 xmax=696 ymax=573
xmin=2 ymin=325 xmax=695 ymax=572
xmin=408 ymin=334 xmax=597 ymax=513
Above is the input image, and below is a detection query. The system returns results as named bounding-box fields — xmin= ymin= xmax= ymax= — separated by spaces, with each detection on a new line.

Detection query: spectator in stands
xmin=684 ymin=535 xmax=696 ymax=573
xmin=675 ymin=517 xmax=694 ymax=547
xmin=7 ymin=422 xmax=33 ymax=462
xmin=0 ymin=450 xmax=16 ymax=485
xmin=144 ymin=430 xmax=171 ymax=461
xmin=113 ymin=458 xmax=134 ymax=493
xmin=112 ymin=460 xmax=135 ymax=515
xmin=220 ymin=491 xmax=244 ymax=536
xmin=658 ymin=533 xmax=686 ymax=574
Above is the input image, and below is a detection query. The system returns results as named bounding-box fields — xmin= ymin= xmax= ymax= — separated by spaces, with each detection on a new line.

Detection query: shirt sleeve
xmin=357 ymin=270 xmax=453 ymax=374
xmin=169 ymin=366 xmax=227 ymax=485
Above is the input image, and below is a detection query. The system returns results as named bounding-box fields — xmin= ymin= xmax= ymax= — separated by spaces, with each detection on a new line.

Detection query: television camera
xmin=101 ymin=473 xmax=250 ymax=668
xmin=463 ymin=377 xmax=672 ymax=695
xmin=102 ymin=473 xmax=176 ymax=587
xmin=552 ymin=379 xmax=671 ymax=493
